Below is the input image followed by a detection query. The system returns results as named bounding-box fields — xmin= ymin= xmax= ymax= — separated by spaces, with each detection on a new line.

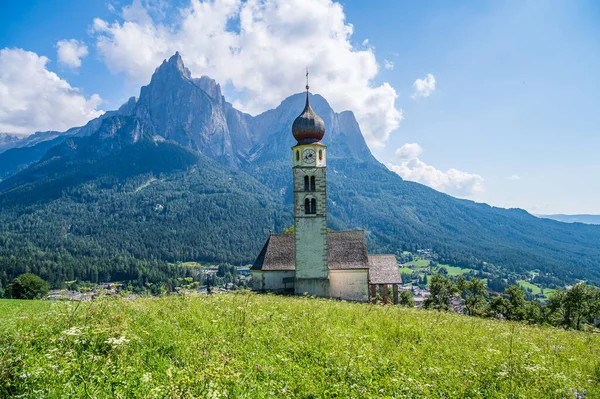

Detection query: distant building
xmin=251 ymin=76 xmax=401 ymax=302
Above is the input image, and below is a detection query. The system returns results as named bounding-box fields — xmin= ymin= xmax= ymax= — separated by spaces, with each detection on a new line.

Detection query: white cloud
xmin=411 ymin=73 xmax=436 ymax=98
xmin=0 ymin=48 xmax=103 ymax=135
xmin=383 ymin=59 xmax=394 ymax=70
xmin=394 ymin=142 xmax=422 ymax=160
xmin=507 ymin=175 xmax=521 ymax=180
xmin=387 ymin=143 xmax=484 ymax=197
xmin=56 ymin=39 xmax=89 ymax=69
xmin=91 ymin=0 xmax=403 ymax=148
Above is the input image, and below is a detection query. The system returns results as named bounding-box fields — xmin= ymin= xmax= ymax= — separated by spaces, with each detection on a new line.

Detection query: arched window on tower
xmin=304 ymin=176 xmax=310 ymax=192
xmin=296 ymin=150 xmax=300 ymax=162
xmin=310 ymin=176 xmax=316 ymax=191
xmin=305 ymin=198 xmax=316 ymax=215
xmin=319 ymin=150 xmax=323 ymax=161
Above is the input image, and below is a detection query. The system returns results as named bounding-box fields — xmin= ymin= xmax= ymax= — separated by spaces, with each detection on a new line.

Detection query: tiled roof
xmin=252 ymin=232 xmax=402 ymax=285
xmin=251 ymin=234 xmax=295 ymax=271
xmin=252 ymin=230 xmax=369 ymax=271
xmin=327 ymin=230 xmax=369 ymax=270
xmin=368 ymin=254 xmax=402 ymax=284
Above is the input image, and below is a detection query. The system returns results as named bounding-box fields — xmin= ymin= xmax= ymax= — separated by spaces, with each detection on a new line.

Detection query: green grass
xmin=134 ymin=177 xmax=157 ymax=193
xmin=517 ymin=280 xmax=542 ymax=294
xmin=179 ymin=261 xmax=204 ymax=268
xmin=403 ymin=259 xmax=430 ymax=269
xmin=399 ymin=267 xmax=414 ymax=274
xmin=1 ymin=294 xmax=599 ymax=398
xmin=438 ymin=264 xmax=473 ymax=276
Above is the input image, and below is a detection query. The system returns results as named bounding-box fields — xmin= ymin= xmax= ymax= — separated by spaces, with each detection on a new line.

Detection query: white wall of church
xmin=329 ymin=269 xmax=369 ymax=302
xmin=253 ymin=271 xmax=296 ymax=291
xmin=251 ymin=271 xmax=263 ymax=290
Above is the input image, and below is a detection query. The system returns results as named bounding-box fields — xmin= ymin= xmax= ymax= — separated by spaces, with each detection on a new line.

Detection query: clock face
xmin=302 ymin=149 xmax=316 ymax=164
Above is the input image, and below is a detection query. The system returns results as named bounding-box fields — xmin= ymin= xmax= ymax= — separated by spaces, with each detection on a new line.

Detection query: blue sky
xmin=1 ymin=0 xmax=599 ymax=214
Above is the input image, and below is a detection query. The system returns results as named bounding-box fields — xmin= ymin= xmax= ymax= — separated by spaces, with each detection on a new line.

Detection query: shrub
xmin=7 ymin=273 xmax=49 ymax=299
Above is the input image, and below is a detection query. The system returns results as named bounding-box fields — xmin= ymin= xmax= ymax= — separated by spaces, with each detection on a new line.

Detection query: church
xmin=251 ymin=78 xmax=402 ymax=303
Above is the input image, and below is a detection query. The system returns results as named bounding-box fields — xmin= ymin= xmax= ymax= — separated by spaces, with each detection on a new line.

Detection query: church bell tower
xmin=291 ymin=70 xmax=329 ymax=297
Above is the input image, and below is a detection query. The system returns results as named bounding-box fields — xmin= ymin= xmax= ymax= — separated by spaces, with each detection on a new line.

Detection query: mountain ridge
xmin=0 ymin=53 xmax=599 ymax=288
xmin=537 ymin=214 xmax=600 ymax=225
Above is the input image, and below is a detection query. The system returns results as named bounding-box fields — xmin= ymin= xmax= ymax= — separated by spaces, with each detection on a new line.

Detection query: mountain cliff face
xmin=0 ymin=53 xmax=599 ymax=287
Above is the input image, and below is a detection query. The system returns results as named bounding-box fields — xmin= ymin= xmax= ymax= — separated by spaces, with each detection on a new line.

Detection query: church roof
xmin=327 ymin=230 xmax=370 ymax=270
xmin=292 ymin=92 xmax=325 ymax=144
xmin=251 ymin=234 xmax=295 ymax=271
xmin=367 ymin=255 xmax=403 ymax=284
xmin=252 ymin=230 xmax=370 ymax=271
xmin=252 ymin=231 xmax=401 ymax=285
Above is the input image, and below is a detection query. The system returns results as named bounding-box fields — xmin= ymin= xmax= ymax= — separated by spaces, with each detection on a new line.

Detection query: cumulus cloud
xmin=91 ymin=0 xmax=402 ymax=148
xmin=387 ymin=143 xmax=484 ymax=197
xmin=383 ymin=59 xmax=394 ymax=70
xmin=411 ymin=73 xmax=436 ymax=98
xmin=394 ymin=143 xmax=422 ymax=161
xmin=0 ymin=48 xmax=103 ymax=135
xmin=56 ymin=39 xmax=89 ymax=69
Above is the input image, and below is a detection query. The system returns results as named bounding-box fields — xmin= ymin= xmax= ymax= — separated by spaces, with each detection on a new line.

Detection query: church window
xmin=319 ymin=150 xmax=323 ymax=161
xmin=296 ymin=150 xmax=300 ymax=162
xmin=304 ymin=176 xmax=310 ymax=191
xmin=305 ymin=198 xmax=316 ymax=214
xmin=310 ymin=176 xmax=316 ymax=191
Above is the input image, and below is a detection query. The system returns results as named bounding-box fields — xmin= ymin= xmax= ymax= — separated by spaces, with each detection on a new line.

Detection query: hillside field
xmin=1 ymin=293 xmax=599 ymax=398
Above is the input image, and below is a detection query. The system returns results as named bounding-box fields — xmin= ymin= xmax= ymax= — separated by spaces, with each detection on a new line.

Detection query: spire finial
xmin=305 ymin=67 xmax=309 ymax=91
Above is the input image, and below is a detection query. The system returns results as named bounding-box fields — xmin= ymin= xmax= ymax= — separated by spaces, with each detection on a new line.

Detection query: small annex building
xmin=251 ymin=73 xmax=402 ymax=303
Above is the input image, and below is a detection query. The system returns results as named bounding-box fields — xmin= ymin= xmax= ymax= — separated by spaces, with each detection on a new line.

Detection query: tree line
xmin=400 ymin=274 xmax=600 ymax=331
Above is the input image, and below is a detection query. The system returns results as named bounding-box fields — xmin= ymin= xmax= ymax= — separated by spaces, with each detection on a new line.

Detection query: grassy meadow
xmin=1 ymin=293 xmax=599 ymax=398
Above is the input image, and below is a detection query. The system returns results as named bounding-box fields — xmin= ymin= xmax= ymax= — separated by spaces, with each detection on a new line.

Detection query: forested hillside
xmin=0 ymin=53 xmax=599 ymax=289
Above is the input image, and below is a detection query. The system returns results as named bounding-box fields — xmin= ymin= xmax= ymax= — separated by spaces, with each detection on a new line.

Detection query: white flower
xmin=106 ymin=335 xmax=130 ymax=347
xmin=63 ymin=327 xmax=83 ymax=336
xmin=142 ymin=372 xmax=152 ymax=383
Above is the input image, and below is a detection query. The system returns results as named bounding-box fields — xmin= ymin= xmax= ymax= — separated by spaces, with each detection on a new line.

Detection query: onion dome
xmin=292 ymin=71 xmax=325 ymax=144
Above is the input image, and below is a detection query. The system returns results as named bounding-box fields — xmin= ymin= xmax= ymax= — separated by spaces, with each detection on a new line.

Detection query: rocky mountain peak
xmin=150 ymin=51 xmax=193 ymax=84
xmin=195 ymin=76 xmax=223 ymax=103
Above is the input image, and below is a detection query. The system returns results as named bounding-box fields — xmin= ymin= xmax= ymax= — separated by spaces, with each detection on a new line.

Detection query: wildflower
xmin=142 ymin=372 xmax=152 ymax=383
xmin=19 ymin=373 xmax=30 ymax=379
xmin=63 ymin=327 xmax=83 ymax=336
xmin=106 ymin=336 xmax=130 ymax=347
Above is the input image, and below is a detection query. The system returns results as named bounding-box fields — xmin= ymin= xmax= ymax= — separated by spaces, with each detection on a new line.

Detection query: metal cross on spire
xmin=306 ymin=67 xmax=309 ymax=91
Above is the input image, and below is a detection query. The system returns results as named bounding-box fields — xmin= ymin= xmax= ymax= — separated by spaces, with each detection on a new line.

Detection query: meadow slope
xmin=1 ymin=293 xmax=599 ymax=398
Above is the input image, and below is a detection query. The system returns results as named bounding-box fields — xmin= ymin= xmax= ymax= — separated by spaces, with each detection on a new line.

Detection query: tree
xmin=566 ymin=283 xmax=595 ymax=330
xmin=8 ymin=273 xmax=49 ymax=299
xmin=458 ymin=277 xmax=488 ymax=316
xmin=545 ymin=289 xmax=566 ymax=325
xmin=399 ymin=290 xmax=415 ymax=307
xmin=488 ymin=295 xmax=511 ymax=319
xmin=424 ymin=274 xmax=457 ymax=311
xmin=523 ymin=301 xmax=543 ymax=324
xmin=504 ymin=285 xmax=527 ymax=321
